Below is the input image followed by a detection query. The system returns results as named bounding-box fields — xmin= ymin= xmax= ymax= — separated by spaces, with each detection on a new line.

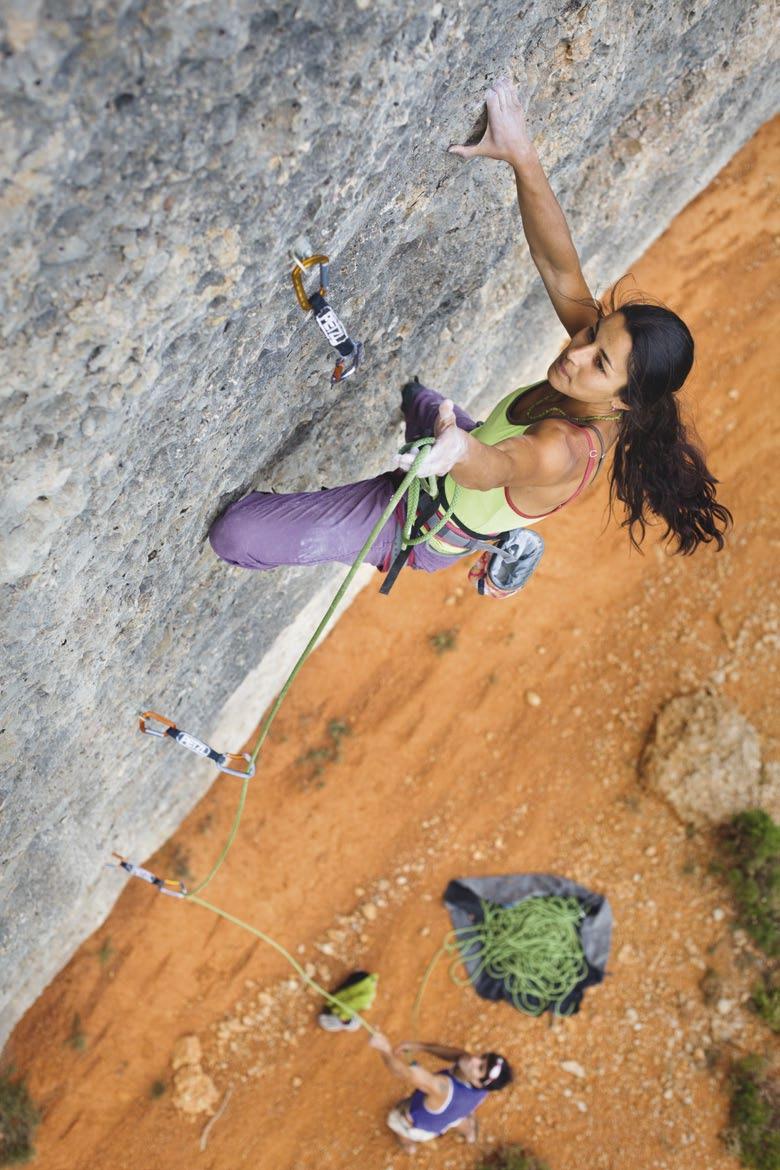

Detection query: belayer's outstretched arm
xmin=450 ymin=77 xmax=598 ymax=339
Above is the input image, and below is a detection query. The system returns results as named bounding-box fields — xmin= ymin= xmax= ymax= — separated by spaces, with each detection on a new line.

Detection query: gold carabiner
xmin=291 ymin=254 xmax=329 ymax=312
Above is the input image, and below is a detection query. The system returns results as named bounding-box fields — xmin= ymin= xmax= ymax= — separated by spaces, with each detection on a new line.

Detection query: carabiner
xmin=108 ymin=853 xmax=187 ymax=898
xmin=138 ymin=711 xmax=255 ymax=779
xmin=291 ymin=253 xmax=330 ymax=312
xmin=291 ymin=253 xmax=363 ymax=384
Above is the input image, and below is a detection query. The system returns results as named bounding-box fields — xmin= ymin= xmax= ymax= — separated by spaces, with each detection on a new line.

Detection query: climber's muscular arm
xmin=396 ymin=400 xmax=579 ymax=491
xmin=450 ymin=78 xmax=598 ymax=339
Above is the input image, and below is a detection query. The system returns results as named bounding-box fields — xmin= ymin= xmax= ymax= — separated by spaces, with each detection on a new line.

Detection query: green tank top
xmin=426 ymin=384 xmax=603 ymax=555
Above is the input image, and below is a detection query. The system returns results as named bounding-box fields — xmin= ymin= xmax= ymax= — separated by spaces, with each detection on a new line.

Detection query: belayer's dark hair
xmin=599 ymin=293 xmax=732 ymax=554
xmin=480 ymin=1053 xmax=513 ymax=1091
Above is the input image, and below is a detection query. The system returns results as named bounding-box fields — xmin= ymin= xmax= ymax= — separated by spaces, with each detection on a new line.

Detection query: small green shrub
xmin=725 ymin=1056 xmax=780 ymax=1170
xmin=97 ymin=938 xmax=114 ymax=966
xmin=296 ymin=717 xmax=352 ymax=782
xmin=0 ymin=1068 xmax=40 ymax=1166
xmin=67 ymin=1013 xmax=86 ymax=1051
xmin=751 ymin=973 xmax=780 ymax=1033
xmin=150 ymin=1079 xmax=166 ymax=1099
xmin=429 ymin=628 xmax=458 ymax=655
xmin=718 ymin=811 xmax=780 ymax=957
xmin=165 ymin=842 xmax=193 ymax=882
xmin=474 ymin=1146 xmax=551 ymax=1170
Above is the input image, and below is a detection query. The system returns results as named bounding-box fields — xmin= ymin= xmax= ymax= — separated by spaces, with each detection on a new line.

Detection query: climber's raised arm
xmin=449 ymin=77 xmax=598 ymax=339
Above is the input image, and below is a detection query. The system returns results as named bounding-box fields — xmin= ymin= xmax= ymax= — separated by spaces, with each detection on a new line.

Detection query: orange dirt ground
xmin=8 ymin=119 xmax=779 ymax=1170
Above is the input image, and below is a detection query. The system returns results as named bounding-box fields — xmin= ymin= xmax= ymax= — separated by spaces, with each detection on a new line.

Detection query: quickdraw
xmin=291 ymin=253 xmax=363 ymax=383
xmin=138 ymin=711 xmax=255 ymax=779
xmin=108 ymin=853 xmax=187 ymax=898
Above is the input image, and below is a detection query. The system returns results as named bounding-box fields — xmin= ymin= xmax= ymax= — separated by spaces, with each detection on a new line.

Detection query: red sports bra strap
xmin=505 ymin=421 xmax=603 ymax=520
xmin=564 ymin=422 xmax=602 ymax=505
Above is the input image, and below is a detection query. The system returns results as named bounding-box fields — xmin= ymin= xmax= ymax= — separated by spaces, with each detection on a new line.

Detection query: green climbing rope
xmin=138 ymin=437 xmax=460 ymax=1029
xmin=187 ymin=437 xmax=457 ymax=897
xmin=413 ymin=896 xmax=588 ymax=1030
xmin=188 ymin=894 xmax=378 ymax=1035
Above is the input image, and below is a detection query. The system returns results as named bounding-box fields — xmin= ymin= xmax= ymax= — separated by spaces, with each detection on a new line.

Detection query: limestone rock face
xmin=1 ymin=1 xmax=777 ymax=1046
xmin=640 ymin=690 xmax=774 ymax=826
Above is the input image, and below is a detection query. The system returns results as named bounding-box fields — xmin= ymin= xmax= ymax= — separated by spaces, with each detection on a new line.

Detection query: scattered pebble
xmin=525 ymin=690 xmax=542 ymax=707
xmin=172 ymin=1035 xmax=202 ymax=1071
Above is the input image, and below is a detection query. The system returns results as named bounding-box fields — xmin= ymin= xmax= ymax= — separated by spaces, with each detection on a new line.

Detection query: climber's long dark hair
xmin=599 ymin=293 xmax=732 ymax=554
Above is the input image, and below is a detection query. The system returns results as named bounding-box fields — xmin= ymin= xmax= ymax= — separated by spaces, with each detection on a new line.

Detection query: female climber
xmin=209 ymin=78 xmax=731 ymax=591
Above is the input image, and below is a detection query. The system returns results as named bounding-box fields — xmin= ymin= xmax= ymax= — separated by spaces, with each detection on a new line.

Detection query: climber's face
xmin=547 ymin=312 xmax=632 ymax=407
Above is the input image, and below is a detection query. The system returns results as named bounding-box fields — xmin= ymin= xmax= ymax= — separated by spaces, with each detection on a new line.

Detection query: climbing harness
xmin=379 ymin=467 xmax=461 ymax=594
xmin=291 ymin=254 xmax=363 ymax=384
xmin=138 ymin=711 xmax=254 ymax=779
xmin=107 ymin=854 xmax=187 ymax=898
xmin=413 ymin=896 xmax=589 ymax=1032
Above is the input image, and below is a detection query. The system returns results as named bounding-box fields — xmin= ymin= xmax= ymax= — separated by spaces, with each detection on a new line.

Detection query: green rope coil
xmin=414 ymin=896 xmax=588 ymax=1030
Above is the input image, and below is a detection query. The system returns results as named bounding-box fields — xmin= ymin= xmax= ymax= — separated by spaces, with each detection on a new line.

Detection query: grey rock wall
xmin=1 ymin=0 xmax=777 ymax=1047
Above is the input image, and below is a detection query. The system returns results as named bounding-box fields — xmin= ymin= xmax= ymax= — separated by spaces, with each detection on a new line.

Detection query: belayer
xmin=369 ymin=1031 xmax=513 ymax=1152
xmin=210 ymin=79 xmax=731 ymax=593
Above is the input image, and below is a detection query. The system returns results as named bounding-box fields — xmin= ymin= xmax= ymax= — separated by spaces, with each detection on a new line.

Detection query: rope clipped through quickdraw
xmin=108 ymin=854 xmax=188 ymax=899
xmin=134 ymin=441 xmax=457 ymax=899
xmin=412 ymin=897 xmax=589 ymax=1033
xmin=138 ymin=712 xmax=255 ymax=779
xmin=124 ymin=445 xmax=461 ymax=1024
xmin=291 ymin=254 xmax=363 ymax=384
xmin=105 ymin=858 xmax=377 ymax=1034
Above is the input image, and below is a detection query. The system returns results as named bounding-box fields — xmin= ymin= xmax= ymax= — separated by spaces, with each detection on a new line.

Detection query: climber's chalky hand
xmin=394 ymin=399 xmax=469 ymax=477
xmin=448 ymin=76 xmax=530 ymax=165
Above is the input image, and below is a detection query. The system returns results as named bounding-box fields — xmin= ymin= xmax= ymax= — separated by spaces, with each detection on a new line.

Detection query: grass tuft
xmin=725 ymin=1056 xmax=780 ymax=1170
xmin=67 ymin=1013 xmax=86 ymax=1052
xmin=296 ymin=717 xmax=352 ymax=784
xmin=473 ymin=1147 xmax=552 ymax=1170
xmin=97 ymin=938 xmax=114 ymax=966
xmin=0 ymin=1067 xmax=40 ymax=1166
xmin=717 ymin=810 xmax=779 ymax=957
xmin=429 ymin=628 xmax=458 ymax=655
xmin=751 ymin=972 xmax=780 ymax=1033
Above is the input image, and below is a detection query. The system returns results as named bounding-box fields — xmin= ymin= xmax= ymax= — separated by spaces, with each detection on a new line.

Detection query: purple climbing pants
xmin=209 ymin=386 xmax=478 ymax=573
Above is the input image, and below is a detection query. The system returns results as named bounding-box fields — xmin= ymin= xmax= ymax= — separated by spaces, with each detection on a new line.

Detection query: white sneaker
xmin=317 ymin=1011 xmax=361 ymax=1032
